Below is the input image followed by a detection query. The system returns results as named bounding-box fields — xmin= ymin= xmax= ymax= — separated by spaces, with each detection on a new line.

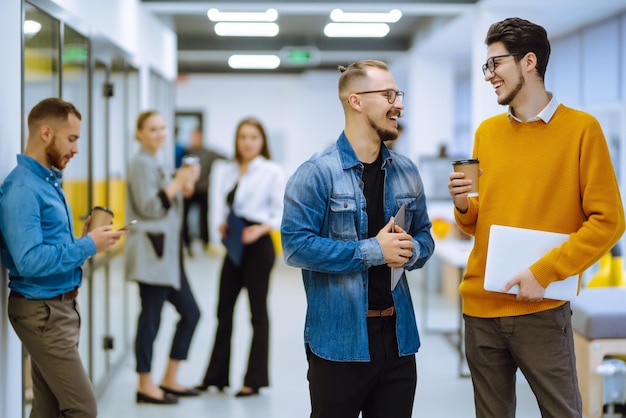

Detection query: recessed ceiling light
xmin=207 ymin=8 xmax=278 ymax=22
xmin=228 ymin=55 xmax=281 ymax=70
xmin=330 ymin=9 xmax=402 ymax=23
xmin=214 ymin=22 xmax=279 ymax=37
xmin=323 ymin=23 xmax=390 ymax=38
xmin=24 ymin=20 xmax=42 ymax=36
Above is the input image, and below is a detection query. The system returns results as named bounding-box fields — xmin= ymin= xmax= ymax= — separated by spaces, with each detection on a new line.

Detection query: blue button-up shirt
xmin=281 ymin=132 xmax=434 ymax=361
xmin=0 ymin=154 xmax=96 ymax=299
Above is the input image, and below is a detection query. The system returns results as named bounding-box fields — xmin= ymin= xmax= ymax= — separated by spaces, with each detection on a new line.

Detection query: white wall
xmin=175 ymin=64 xmax=453 ymax=178
xmin=175 ymin=71 xmax=345 ymax=177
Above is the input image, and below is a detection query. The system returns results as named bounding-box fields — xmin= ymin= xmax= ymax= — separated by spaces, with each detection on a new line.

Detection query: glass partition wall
xmin=22 ymin=1 xmax=142 ymax=415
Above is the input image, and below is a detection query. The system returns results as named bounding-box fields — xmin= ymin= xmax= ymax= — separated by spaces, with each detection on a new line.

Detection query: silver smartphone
xmin=118 ymin=220 xmax=137 ymax=231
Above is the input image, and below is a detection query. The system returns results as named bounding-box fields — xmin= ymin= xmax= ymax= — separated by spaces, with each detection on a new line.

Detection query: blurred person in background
xmin=126 ymin=110 xmax=202 ymax=405
xmin=181 ymin=126 xmax=225 ymax=256
xmin=195 ymin=117 xmax=285 ymax=398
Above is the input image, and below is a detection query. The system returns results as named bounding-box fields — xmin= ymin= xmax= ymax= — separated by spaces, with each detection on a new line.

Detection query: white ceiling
xmin=142 ymin=0 xmax=626 ymax=74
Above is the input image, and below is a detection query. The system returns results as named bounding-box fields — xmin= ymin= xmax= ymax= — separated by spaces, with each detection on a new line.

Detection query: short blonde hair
xmin=337 ymin=60 xmax=389 ymax=102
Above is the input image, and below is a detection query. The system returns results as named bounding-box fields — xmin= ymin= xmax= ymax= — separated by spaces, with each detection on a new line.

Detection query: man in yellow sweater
xmin=448 ymin=17 xmax=625 ymax=418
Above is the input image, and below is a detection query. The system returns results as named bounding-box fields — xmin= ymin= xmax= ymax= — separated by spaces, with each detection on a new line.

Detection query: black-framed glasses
xmin=481 ymin=52 xmax=526 ymax=75
xmin=353 ymin=89 xmax=404 ymax=104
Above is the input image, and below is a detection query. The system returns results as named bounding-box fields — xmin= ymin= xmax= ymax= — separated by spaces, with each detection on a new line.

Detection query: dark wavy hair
xmin=485 ymin=17 xmax=550 ymax=81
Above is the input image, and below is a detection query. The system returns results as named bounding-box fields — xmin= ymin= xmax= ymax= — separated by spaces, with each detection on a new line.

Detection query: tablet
xmin=390 ymin=204 xmax=406 ymax=290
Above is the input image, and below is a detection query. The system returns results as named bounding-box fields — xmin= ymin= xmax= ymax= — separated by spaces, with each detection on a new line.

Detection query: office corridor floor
xmin=96 ymin=242 xmax=540 ymax=418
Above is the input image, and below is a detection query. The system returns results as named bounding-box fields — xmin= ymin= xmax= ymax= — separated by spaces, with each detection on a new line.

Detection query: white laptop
xmin=483 ymin=225 xmax=580 ymax=301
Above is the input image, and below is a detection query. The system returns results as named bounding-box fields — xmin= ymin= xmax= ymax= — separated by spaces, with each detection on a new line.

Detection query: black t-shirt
xmin=361 ymin=150 xmax=393 ymax=310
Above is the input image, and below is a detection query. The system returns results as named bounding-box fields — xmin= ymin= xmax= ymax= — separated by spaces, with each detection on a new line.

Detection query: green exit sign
xmin=281 ymin=47 xmax=320 ymax=66
xmin=288 ymin=49 xmax=312 ymax=64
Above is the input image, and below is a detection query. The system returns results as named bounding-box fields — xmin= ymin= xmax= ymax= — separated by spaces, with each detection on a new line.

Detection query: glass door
xmin=22 ymin=4 xmax=61 ymax=415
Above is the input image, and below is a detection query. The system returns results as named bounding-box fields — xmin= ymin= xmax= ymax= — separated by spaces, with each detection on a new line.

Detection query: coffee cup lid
xmin=182 ymin=155 xmax=200 ymax=164
xmin=452 ymin=158 xmax=479 ymax=165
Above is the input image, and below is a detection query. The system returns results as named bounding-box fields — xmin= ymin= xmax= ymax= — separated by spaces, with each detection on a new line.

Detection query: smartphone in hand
xmin=118 ymin=220 xmax=137 ymax=231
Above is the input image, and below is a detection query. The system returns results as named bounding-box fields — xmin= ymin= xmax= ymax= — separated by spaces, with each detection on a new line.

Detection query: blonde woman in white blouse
xmin=196 ymin=117 xmax=285 ymax=398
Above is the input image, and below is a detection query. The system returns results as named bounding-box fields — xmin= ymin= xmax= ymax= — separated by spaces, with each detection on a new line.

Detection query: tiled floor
xmin=96 ymin=242 xmax=541 ymax=418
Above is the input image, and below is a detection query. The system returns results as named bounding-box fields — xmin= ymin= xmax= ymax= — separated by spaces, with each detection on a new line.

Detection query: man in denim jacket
xmin=281 ymin=60 xmax=434 ymax=418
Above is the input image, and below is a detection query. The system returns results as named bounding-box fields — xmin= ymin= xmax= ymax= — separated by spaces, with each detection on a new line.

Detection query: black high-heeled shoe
xmin=234 ymin=387 xmax=259 ymax=398
xmin=159 ymin=385 xmax=201 ymax=397
xmin=136 ymin=391 xmax=178 ymax=404
xmin=194 ymin=382 xmax=225 ymax=392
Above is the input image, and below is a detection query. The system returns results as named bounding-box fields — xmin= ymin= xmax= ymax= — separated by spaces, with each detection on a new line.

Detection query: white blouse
xmin=212 ymin=156 xmax=285 ymax=230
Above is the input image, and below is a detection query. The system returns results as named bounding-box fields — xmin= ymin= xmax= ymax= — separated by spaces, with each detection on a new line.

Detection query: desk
xmin=423 ymin=238 xmax=473 ymax=377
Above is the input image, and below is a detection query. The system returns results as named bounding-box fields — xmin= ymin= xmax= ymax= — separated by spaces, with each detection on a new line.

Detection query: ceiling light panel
xmin=330 ymin=9 xmax=402 ymax=23
xmin=323 ymin=23 xmax=390 ymax=38
xmin=207 ymin=8 xmax=278 ymax=22
xmin=214 ymin=22 xmax=279 ymax=37
xmin=228 ymin=54 xmax=281 ymax=70
xmin=24 ymin=20 xmax=42 ymax=36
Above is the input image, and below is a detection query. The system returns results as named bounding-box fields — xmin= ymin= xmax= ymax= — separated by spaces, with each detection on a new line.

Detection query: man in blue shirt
xmin=0 ymin=97 xmax=126 ymax=417
xmin=281 ymin=60 xmax=434 ymax=418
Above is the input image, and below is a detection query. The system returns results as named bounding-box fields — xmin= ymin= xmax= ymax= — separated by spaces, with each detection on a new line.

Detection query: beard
xmin=498 ymin=72 xmax=525 ymax=106
xmin=46 ymin=135 xmax=69 ymax=170
xmin=369 ymin=111 xmax=402 ymax=143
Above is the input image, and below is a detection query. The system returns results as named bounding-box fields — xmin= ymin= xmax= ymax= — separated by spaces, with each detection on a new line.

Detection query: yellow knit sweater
xmin=455 ymin=104 xmax=625 ymax=317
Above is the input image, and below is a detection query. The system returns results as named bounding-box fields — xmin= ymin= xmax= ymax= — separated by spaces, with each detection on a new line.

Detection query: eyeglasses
xmin=353 ymin=89 xmax=404 ymax=104
xmin=481 ymin=53 xmax=525 ymax=75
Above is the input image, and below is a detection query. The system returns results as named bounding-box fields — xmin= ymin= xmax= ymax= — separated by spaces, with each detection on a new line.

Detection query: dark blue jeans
xmin=135 ymin=269 xmax=200 ymax=373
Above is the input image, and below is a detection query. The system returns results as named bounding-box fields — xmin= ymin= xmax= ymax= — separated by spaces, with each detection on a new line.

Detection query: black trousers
xmin=182 ymin=190 xmax=209 ymax=247
xmin=135 ymin=269 xmax=201 ymax=373
xmin=307 ymin=315 xmax=417 ymax=418
xmin=200 ymin=233 xmax=275 ymax=389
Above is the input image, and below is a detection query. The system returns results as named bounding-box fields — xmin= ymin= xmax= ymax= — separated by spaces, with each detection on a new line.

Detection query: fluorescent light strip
xmin=207 ymin=8 xmax=278 ymax=22
xmin=214 ymin=22 xmax=279 ymax=37
xmin=330 ymin=8 xmax=402 ymax=23
xmin=324 ymin=23 xmax=390 ymax=38
xmin=228 ymin=55 xmax=281 ymax=70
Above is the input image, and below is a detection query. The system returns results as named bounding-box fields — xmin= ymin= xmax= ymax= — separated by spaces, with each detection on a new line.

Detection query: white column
xmin=405 ymin=54 xmax=455 ymax=161
xmin=470 ymin=9 xmax=509 ymax=134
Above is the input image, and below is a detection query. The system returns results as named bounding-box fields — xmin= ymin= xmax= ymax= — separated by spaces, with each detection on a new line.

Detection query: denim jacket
xmin=281 ymin=132 xmax=434 ymax=361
